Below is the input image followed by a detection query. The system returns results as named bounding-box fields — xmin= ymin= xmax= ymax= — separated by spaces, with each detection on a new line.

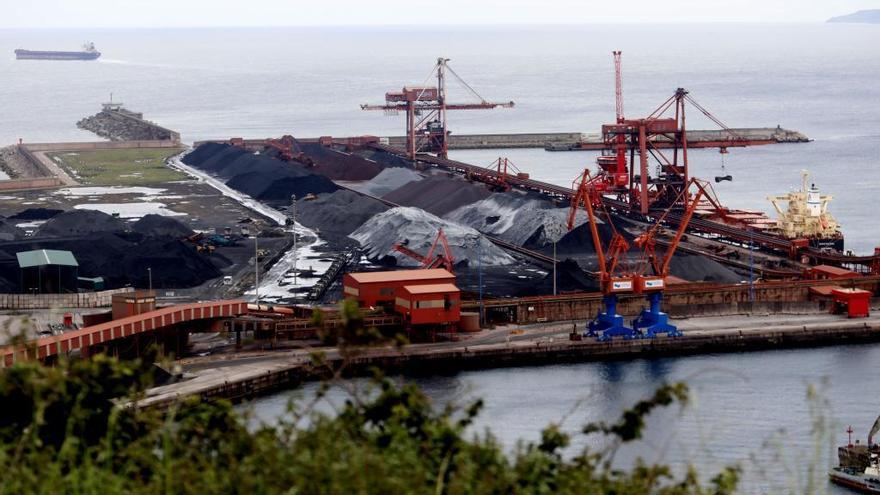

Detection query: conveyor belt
xmin=367 ymin=144 xmax=878 ymax=271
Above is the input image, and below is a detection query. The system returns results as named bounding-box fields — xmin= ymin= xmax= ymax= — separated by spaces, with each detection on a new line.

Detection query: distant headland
xmin=827 ymin=9 xmax=880 ymax=23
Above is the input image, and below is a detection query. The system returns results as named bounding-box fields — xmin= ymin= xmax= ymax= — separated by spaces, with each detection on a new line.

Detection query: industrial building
xmin=394 ymin=283 xmax=460 ymax=326
xmin=342 ymin=268 xmax=455 ymax=308
xmin=16 ymin=249 xmax=79 ymax=294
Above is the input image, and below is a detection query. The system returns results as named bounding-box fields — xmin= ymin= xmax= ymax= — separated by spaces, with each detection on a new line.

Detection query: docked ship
xmin=830 ymin=418 xmax=880 ymax=493
xmin=767 ymin=170 xmax=844 ymax=252
xmin=14 ymin=42 xmax=101 ymax=61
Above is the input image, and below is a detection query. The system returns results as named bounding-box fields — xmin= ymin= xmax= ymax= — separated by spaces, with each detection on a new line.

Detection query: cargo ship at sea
xmin=14 ymin=42 xmax=100 ymax=61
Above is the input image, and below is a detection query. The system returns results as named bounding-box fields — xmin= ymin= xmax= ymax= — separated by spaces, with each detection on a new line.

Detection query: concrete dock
xmin=137 ymin=310 xmax=880 ymax=409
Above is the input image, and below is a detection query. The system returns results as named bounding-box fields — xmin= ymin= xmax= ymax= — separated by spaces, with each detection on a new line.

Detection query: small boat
xmin=830 ymin=417 xmax=880 ymax=493
xmin=15 ymin=42 xmax=101 ymax=61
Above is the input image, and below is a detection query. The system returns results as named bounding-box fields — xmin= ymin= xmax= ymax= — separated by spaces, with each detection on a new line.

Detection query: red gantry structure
xmin=361 ymin=57 xmax=514 ymax=161
xmin=591 ymin=51 xmax=755 ymax=215
xmin=393 ymin=229 xmax=456 ymax=273
xmin=567 ymin=170 xmax=705 ymax=340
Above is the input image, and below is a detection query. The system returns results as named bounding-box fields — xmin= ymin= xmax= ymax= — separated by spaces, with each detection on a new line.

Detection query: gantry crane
xmin=568 ymin=170 xmax=705 ymax=340
xmin=361 ymin=58 xmax=514 ymax=161
xmin=568 ymin=169 xmax=638 ymax=340
xmin=393 ymin=228 xmax=455 ymax=273
xmin=596 ymin=51 xmax=749 ymax=215
xmin=629 ymin=179 xmax=705 ymax=337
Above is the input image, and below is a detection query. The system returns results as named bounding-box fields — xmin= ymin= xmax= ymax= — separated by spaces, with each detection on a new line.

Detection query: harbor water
xmin=2 ymin=23 xmax=879 ymax=492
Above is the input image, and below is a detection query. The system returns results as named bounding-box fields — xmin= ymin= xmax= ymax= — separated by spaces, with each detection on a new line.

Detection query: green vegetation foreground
xmin=0 ymin=352 xmax=739 ymax=495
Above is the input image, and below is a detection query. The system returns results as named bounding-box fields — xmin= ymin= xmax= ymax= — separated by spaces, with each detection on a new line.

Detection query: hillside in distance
xmin=828 ymin=9 xmax=880 ymax=23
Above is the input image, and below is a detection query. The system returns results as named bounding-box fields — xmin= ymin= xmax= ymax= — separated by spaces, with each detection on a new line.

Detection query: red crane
xmin=568 ymin=170 xmax=705 ymax=340
xmin=595 ymin=51 xmax=629 ymax=191
xmin=597 ymin=51 xmax=749 ymax=215
xmin=264 ymin=135 xmax=296 ymax=161
xmin=567 ymin=170 xmax=637 ymax=340
xmin=361 ymin=58 xmax=514 ymax=161
xmin=393 ymin=229 xmax=455 ymax=272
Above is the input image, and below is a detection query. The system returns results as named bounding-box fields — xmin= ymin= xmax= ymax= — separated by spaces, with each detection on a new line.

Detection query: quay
xmin=137 ymin=310 xmax=880 ymax=410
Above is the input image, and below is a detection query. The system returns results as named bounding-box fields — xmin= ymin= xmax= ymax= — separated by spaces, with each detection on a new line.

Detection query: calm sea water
xmin=2 ymin=24 xmax=879 ymax=491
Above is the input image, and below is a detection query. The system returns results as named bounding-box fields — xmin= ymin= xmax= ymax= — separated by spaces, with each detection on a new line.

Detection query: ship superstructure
xmin=768 ymin=170 xmax=843 ymax=252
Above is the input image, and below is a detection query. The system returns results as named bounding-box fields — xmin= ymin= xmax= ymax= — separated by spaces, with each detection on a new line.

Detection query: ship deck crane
xmin=361 ymin=58 xmax=514 ymax=161
xmin=393 ymin=229 xmax=455 ymax=273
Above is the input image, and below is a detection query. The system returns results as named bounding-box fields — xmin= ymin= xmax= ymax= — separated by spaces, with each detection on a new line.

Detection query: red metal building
xmin=831 ymin=288 xmax=871 ymax=318
xmin=395 ymin=283 xmax=461 ymax=326
xmin=343 ymin=269 xmax=456 ymax=308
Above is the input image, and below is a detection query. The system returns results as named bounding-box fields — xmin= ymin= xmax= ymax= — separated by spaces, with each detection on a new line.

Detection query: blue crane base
xmin=587 ymin=295 xmax=638 ymax=341
xmin=632 ymin=292 xmax=682 ymax=338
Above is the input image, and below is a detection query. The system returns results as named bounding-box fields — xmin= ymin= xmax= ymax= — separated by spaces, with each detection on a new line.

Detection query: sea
xmin=2 ymin=23 xmax=879 ymax=492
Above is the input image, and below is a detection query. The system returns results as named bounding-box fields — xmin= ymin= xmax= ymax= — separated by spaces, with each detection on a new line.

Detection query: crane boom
xmin=361 ymin=58 xmax=514 ymax=160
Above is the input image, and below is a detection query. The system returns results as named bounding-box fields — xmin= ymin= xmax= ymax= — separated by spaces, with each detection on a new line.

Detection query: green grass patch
xmin=49 ymin=148 xmax=187 ymax=186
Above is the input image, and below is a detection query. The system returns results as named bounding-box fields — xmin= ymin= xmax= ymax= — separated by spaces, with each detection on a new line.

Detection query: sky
xmin=0 ymin=0 xmax=877 ymax=28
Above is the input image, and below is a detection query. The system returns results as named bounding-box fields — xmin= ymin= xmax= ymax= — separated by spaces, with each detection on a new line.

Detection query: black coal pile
xmin=0 ymin=218 xmax=24 ymax=242
xmin=383 ymin=174 xmax=491 ymax=216
xmin=553 ymin=218 xmax=630 ymax=256
xmin=0 ymin=233 xmax=224 ymax=291
xmin=131 ymin=214 xmax=194 ymax=238
xmin=352 ymin=147 xmax=413 ymax=169
xmin=551 ymin=217 xmax=740 ymax=283
xmin=352 ymin=167 xmax=424 ymax=198
xmin=35 ymin=209 xmax=128 ymax=238
xmin=298 ymin=143 xmax=384 ymax=180
xmin=8 ymin=208 xmax=63 ymax=221
xmin=296 ymin=190 xmax=388 ymax=242
xmin=667 ymin=252 xmax=741 ymax=283
xmin=183 ymin=143 xmax=338 ymax=206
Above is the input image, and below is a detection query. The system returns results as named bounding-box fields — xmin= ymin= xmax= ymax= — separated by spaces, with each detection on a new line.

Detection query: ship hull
xmin=14 ymin=49 xmax=100 ymax=61
xmin=810 ymin=235 xmax=845 ymax=253
xmin=829 ymin=468 xmax=880 ymax=493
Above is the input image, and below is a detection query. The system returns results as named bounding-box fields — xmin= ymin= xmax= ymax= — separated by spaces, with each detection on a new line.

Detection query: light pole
xmin=552 ymin=241 xmax=557 ymax=296
xmin=254 ymin=235 xmax=260 ymax=307
xmin=147 ymin=267 xmax=152 ymax=292
xmin=291 ymin=194 xmax=298 ymax=286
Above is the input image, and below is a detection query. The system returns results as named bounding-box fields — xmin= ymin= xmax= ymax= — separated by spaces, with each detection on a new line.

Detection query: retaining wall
xmin=22 ymin=141 xmax=181 ymax=152
xmin=0 ymin=288 xmax=133 ymax=310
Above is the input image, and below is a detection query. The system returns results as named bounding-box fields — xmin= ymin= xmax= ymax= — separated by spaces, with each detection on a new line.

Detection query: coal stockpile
xmin=0 ymin=218 xmax=24 ymax=241
xmin=553 ymin=219 xmax=628 ymax=256
xmin=351 ymin=147 xmax=413 ymax=169
xmin=131 ymin=214 xmax=194 ymax=238
xmin=298 ymin=143 xmax=384 ymax=180
xmin=8 ymin=208 xmax=63 ymax=221
xmin=350 ymin=207 xmax=514 ymax=267
xmin=295 ymin=190 xmax=389 ymax=242
xmin=0 ymin=233 xmax=223 ymax=291
xmin=0 ymin=210 xmax=227 ymax=291
xmin=35 ymin=209 xmax=128 ymax=238
xmin=183 ymin=143 xmax=338 ymax=206
xmin=552 ymin=218 xmax=740 ymax=283
xmin=383 ymin=174 xmax=491 ymax=216
xmin=352 ymin=167 xmax=424 ymax=198
xmin=446 ymin=193 xmax=579 ymax=248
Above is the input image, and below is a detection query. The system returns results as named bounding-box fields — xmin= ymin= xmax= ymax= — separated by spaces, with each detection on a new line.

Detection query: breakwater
xmin=380 ymin=128 xmax=809 ymax=150
xmin=77 ymin=105 xmax=180 ymax=142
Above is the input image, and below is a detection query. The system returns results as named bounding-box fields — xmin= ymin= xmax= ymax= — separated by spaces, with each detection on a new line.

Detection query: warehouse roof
xmin=346 ymin=269 xmax=454 ymax=284
xmin=16 ymin=249 xmax=79 ymax=268
xmin=402 ymin=283 xmax=460 ymax=295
